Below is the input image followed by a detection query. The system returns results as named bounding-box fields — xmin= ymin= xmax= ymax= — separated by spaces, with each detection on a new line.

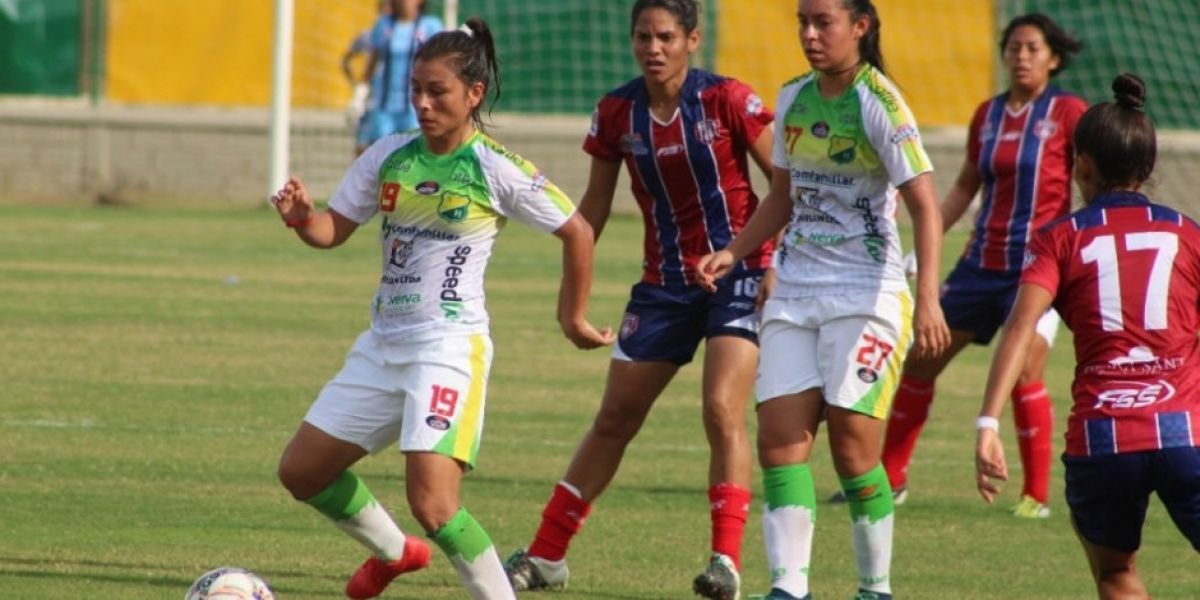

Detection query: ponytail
xmin=414 ymin=16 xmax=502 ymax=131
xmin=847 ymin=0 xmax=885 ymax=75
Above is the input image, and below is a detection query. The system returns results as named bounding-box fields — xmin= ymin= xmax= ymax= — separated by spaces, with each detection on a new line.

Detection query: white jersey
xmin=330 ymin=130 xmax=575 ymax=342
xmin=770 ymin=65 xmax=933 ymax=297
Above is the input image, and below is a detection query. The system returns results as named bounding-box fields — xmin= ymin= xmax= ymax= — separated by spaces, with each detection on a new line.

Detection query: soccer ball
xmin=185 ymin=566 xmax=275 ymax=600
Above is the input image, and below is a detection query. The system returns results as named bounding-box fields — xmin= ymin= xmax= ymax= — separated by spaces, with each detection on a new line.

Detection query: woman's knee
xmin=407 ymin=493 xmax=459 ymax=533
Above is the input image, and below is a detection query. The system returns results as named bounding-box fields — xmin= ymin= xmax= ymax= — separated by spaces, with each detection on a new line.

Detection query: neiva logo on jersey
xmin=438 ymin=193 xmax=470 ymax=222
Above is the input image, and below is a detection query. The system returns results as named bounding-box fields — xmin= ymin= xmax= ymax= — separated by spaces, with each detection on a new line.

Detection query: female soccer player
xmin=355 ymin=0 xmax=444 ymax=154
xmin=273 ymin=19 xmax=613 ymax=600
xmin=697 ymin=1 xmax=949 ymax=598
xmin=875 ymin=13 xmax=1087 ymax=519
xmin=977 ymin=73 xmax=1200 ymax=600
xmin=503 ymin=1 xmax=775 ymax=598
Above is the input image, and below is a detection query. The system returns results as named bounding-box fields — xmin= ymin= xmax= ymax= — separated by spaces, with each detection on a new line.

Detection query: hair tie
xmin=458 ymin=23 xmax=473 ymax=37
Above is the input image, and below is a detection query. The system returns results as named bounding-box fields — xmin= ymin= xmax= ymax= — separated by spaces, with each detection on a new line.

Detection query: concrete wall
xmin=2 ymin=103 xmax=1198 ymax=221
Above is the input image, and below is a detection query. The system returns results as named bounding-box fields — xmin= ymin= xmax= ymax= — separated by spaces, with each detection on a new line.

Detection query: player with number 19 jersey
xmin=330 ymin=130 xmax=576 ymax=343
xmin=1021 ymin=191 xmax=1200 ymax=456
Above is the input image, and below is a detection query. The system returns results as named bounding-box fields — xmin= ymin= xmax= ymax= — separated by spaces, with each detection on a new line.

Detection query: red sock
xmin=881 ymin=376 xmax=936 ymax=489
xmin=528 ymin=483 xmax=591 ymax=562
xmin=1012 ymin=381 xmax=1053 ymax=503
xmin=709 ymin=483 xmax=751 ymax=571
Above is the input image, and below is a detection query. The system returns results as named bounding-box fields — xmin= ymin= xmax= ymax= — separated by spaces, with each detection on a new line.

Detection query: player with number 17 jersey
xmin=1021 ymin=191 xmax=1200 ymax=456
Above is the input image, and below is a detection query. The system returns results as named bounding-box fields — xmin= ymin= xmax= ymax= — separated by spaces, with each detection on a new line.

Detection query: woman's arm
xmin=899 ymin=173 xmax=951 ymax=358
xmin=576 ymin=157 xmax=623 ymax=241
xmin=553 ymin=212 xmax=615 ymax=349
xmin=975 ymin=283 xmax=1054 ymax=503
xmin=271 ymin=177 xmax=359 ymax=248
xmin=747 ymin=128 xmax=775 ymax=182
xmin=697 ymin=166 xmax=792 ymax=291
xmin=940 ymin=157 xmax=983 ymax=232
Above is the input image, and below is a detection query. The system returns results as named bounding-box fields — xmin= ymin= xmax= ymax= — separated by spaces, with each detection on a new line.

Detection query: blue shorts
xmin=614 ymin=269 xmax=764 ymax=365
xmin=356 ymin=109 xmax=419 ymax=148
xmin=940 ymin=258 xmax=1020 ymax=345
xmin=1063 ymin=447 xmax=1200 ymax=553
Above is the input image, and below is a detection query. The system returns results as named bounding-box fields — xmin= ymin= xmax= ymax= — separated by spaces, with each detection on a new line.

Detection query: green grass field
xmin=1 ymin=202 xmax=1196 ymax=599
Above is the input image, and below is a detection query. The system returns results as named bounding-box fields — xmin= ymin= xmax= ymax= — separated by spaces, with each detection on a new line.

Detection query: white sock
xmin=851 ymin=513 xmax=893 ymax=593
xmin=763 ymin=503 xmax=815 ymax=597
xmin=333 ymin=500 xmax=407 ymax=560
xmin=448 ymin=545 xmax=516 ymax=600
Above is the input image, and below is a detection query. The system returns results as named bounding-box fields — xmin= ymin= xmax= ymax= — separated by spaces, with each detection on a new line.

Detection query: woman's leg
xmin=758 ymin=389 xmax=825 ymax=599
xmin=1072 ymin=518 xmax=1149 ymax=599
xmin=408 ymin=451 xmax=516 ymax=600
xmin=828 ymin=408 xmax=895 ymax=597
xmin=1011 ymin=327 xmax=1055 ymax=513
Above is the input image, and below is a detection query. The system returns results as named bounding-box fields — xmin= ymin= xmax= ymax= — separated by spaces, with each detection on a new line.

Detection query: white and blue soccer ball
xmin=185 ymin=566 xmax=275 ymax=600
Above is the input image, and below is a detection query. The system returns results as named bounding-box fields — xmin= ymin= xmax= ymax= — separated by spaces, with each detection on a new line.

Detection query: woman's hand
xmin=271 ymin=177 xmax=316 ymax=226
xmin=975 ymin=427 xmax=1008 ymax=504
xmin=696 ymin=250 xmax=735 ymax=293
xmin=559 ymin=317 xmax=616 ymax=350
xmin=911 ymin=295 xmax=951 ymax=360
xmin=756 ymin=268 xmax=776 ymax=311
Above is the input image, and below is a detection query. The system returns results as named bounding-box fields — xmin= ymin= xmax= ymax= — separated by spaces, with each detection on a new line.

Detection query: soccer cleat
xmin=827 ymin=486 xmax=907 ymax=506
xmin=747 ymin=588 xmax=810 ymax=600
xmin=851 ymin=591 xmax=893 ymax=600
xmin=345 ymin=536 xmax=432 ymax=599
xmin=1011 ymin=494 xmax=1051 ymax=519
xmin=692 ymin=553 xmax=741 ymax=600
xmin=503 ymin=548 xmax=569 ymax=591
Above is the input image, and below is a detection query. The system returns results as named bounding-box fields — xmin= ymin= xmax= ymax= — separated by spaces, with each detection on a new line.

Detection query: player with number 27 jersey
xmin=1021 ymin=191 xmax=1200 ymax=456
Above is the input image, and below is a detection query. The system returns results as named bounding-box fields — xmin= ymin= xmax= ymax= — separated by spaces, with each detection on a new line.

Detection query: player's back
xmin=1025 ymin=190 xmax=1200 ymax=454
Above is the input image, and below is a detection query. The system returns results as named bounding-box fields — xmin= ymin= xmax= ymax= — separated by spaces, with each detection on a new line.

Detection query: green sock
xmin=839 ymin=464 xmax=893 ymax=593
xmin=304 ymin=470 xmax=407 ymax=560
xmin=431 ymin=507 xmax=514 ymax=600
xmin=305 ymin=470 xmax=372 ymax=521
xmin=762 ymin=464 xmax=815 ymax=597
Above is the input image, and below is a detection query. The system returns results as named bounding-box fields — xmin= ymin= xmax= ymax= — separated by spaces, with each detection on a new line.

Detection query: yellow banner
xmin=106 ymin=0 xmax=375 ymax=107
xmin=715 ymin=0 xmax=995 ymax=127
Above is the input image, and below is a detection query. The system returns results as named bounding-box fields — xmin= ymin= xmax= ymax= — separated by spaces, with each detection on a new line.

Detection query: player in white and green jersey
xmin=272 ymin=18 xmax=614 ymax=600
xmin=698 ymin=1 xmax=950 ymax=599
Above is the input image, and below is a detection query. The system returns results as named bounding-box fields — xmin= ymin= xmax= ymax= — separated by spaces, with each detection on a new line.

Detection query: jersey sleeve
xmin=1059 ymin=95 xmax=1089 ymax=165
xmin=1019 ymin=225 xmax=1065 ymax=296
xmin=328 ymin=132 xmax=418 ymax=224
xmin=479 ymin=145 xmax=576 ymax=233
xmin=368 ymin=17 xmax=388 ymax=51
xmin=966 ymin=101 xmax=989 ymax=166
xmin=720 ymin=79 xmax=774 ymax=148
xmin=859 ymin=75 xmax=933 ymax=186
xmin=582 ymin=98 xmax=622 ymax=162
xmin=771 ymin=83 xmax=802 ymax=169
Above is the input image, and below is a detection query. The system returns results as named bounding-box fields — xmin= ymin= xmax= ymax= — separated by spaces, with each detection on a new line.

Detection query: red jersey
xmin=1022 ymin=191 xmax=1200 ymax=456
xmin=965 ymin=87 xmax=1088 ymax=272
xmin=584 ymin=69 xmax=775 ymax=286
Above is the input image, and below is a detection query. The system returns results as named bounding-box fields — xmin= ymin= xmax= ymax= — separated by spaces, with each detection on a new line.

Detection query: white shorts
xmin=304 ymin=330 xmax=493 ymax=467
xmin=1035 ymin=309 xmax=1060 ymax=347
xmin=757 ymin=290 xmax=913 ymax=419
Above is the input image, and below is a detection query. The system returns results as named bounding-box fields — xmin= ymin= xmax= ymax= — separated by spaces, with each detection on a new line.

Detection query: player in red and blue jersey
xmin=504 ymin=2 xmax=774 ymax=598
xmin=877 ymin=14 xmax=1088 ymax=518
xmin=977 ymin=73 xmax=1200 ymax=599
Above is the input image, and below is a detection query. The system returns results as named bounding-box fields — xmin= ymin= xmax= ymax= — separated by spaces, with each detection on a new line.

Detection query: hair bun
xmin=1112 ymin=73 xmax=1146 ymax=109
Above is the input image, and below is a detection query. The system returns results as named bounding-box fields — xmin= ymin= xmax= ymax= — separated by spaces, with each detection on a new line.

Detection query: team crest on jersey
xmin=694 ymin=119 xmax=721 ymax=144
xmin=828 ymin=135 xmax=857 ymax=164
xmin=979 ymin=121 xmax=996 ymax=143
xmin=620 ymin=133 xmax=649 ymax=156
xmin=745 ymin=94 xmax=764 ymax=116
xmin=1021 ymin=250 xmax=1037 ymax=269
xmin=619 ymin=313 xmax=639 ymax=340
xmin=811 ymin=121 xmax=830 ymax=139
xmin=1033 ymin=119 xmax=1059 ymax=140
xmin=438 ymin=193 xmax=470 ymax=222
